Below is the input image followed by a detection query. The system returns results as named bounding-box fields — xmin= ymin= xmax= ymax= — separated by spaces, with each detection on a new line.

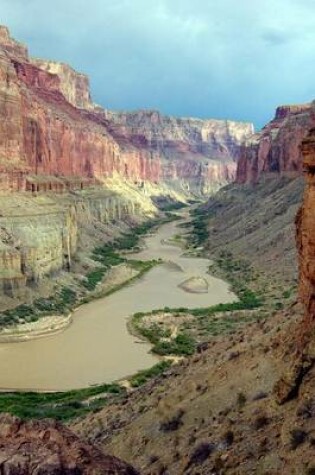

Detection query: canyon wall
xmin=32 ymin=59 xmax=94 ymax=110
xmin=236 ymin=103 xmax=315 ymax=184
xmin=0 ymin=25 xmax=254 ymax=299
xmin=0 ymin=190 xmax=139 ymax=298
xmin=106 ymin=110 xmax=254 ymax=194
xmin=297 ymin=128 xmax=315 ymax=359
xmin=273 ymin=127 xmax=315 ymax=404
xmin=0 ymin=25 xmax=253 ymax=195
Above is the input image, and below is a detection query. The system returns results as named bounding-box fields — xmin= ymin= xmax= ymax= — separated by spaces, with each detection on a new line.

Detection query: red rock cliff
xmin=297 ymin=127 xmax=315 ymax=359
xmin=236 ymin=103 xmax=315 ymax=184
xmin=274 ymin=126 xmax=315 ymax=404
xmin=0 ymin=25 xmax=253 ymax=195
xmin=32 ymin=58 xmax=94 ymax=110
xmin=105 ymin=110 xmax=253 ymax=193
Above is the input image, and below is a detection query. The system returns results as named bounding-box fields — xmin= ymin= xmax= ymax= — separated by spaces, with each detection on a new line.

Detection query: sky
xmin=1 ymin=0 xmax=315 ymax=129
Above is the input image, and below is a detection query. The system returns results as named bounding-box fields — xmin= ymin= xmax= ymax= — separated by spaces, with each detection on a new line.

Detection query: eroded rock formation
xmin=274 ymin=127 xmax=315 ymax=404
xmin=0 ymin=191 xmax=138 ymax=297
xmin=0 ymin=25 xmax=253 ymax=194
xmin=297 ymin=128 xmax=315 ymax=359
xmin=0 ymin=413 xmax=139 ymax=474
xmin=105 ymin=110 xmax=253 ymax=194
xmin=237 ymin=103 xmax=315 ymax=184
xmin=32 ymin=59 xmax=94 ymax=110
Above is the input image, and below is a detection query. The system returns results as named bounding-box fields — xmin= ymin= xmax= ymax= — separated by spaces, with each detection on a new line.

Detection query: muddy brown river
xmin=0 ymin=215 xmax=237 ymax=391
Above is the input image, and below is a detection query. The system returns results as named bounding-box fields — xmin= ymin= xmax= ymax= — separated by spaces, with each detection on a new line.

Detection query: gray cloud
xmin=261 ymin=30 xmax=296 ymax=46
xmin=1 ymin=0 xmax=315 ymax=128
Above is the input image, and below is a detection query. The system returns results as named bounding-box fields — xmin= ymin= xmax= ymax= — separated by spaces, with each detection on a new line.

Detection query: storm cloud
xmin=1 ymin=0 xmax=315 ymax=128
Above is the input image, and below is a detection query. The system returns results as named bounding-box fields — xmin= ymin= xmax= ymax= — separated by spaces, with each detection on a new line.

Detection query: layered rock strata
xmin=237 ymin=103 xmax=315 ymax=184
xmin=0 ymin=25 xmax=253 ymax=195
xmin=0 ymin=190 xmax=138 ymax=297
xmin=105 ymin=110 xmax=254 ymax=194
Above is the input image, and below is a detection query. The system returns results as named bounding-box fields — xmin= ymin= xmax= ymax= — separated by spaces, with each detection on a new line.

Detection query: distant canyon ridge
xmin=0 ymin=25 xmax=253 ymax=196
xmin=1 ymin=24 xmax=314 ymax=195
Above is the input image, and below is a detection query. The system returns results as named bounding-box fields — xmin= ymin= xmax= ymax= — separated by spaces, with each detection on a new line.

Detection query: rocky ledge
xmin=0 ymin=413 xmax=139 ymax=474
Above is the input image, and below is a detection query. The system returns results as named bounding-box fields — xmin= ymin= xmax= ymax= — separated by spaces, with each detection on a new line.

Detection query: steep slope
xmin=200 ymin=175 xmax=304 ymax=286
xmin=0 ymin=190 xmax=140 ymax=301
xmin=298 ymin=127 xmax=315 ymax=359
xmin=74 ymin=309 xmax=315 ymax=474
xmin=237 ymin=102 xmax=315 ymax=184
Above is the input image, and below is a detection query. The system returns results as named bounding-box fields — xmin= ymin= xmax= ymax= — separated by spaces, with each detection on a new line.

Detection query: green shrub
xmin=0 ymin=383 xmax=124 ymax=421
xmin=130 ymin=361 xmax=172 ymax=387
xmin=153 ymin=333 xmax=196 ymax=356
xmin=83 ymin=268 xmax=107 ymax=290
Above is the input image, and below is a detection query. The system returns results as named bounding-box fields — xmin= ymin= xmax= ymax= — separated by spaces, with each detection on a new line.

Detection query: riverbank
xmin=0 ymin=313 xmax=72 ymax=343
xmin=0 ymin=214 xmax=173 ymax=341
xmin=0 ymin=205 xmax=238 ymax=392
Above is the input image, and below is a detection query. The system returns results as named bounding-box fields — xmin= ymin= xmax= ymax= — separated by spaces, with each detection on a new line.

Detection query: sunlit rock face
xmin=32 ymin=59 xmax=94 ymax=110
xmin=236 ymin=103 xmax=315 ymax=184
xmin=0 ymin=192 xmax=138 ymax=297
xmin=273 ymin=123 xmax=315 ymax=405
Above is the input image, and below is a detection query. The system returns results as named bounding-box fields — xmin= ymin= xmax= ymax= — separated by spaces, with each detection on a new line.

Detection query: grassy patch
xmin=0 ymin=287 xmax=77 ymax=329
xmin=188 ymin=208 xmax=215 ymax=247
xmin=153 ymin=333 xmax=196 ymax=356
xmin=0 ymin=383 xmax=124 ymax=421
xmin=131 ymin=247 xmax=263 ymax=356
xmin=158 ymin=201 xmax=188 ymax=212
xmin=0 ymin=360 xmax=173 ymax=420
xmin=82 ymin=268 xmax=108 ymax=291
xmin=130 ymin=361 xmax=172 ymax=387
xmin=82 ymin=216 xmax=173 ymax=290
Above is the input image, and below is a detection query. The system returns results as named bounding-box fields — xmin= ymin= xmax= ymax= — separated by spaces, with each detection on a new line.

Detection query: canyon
xmin=0 ymin=22 xmax=314 ymax=475
xmin=70 ymin=118 xmax=315 ymax=475
xmin=0 ymin=25 xmax=252 ymax=302
xmin=0 ymin=24 xmax=252 ymax=193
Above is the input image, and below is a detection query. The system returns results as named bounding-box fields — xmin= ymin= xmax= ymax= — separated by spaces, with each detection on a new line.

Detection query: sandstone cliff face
xmin=236 ymin=103 xmax=315 ymax=184
xmin=106 ymin=110 xmax=253 ymax=194
xmin=297 ymin=127 xmax=315 ymax=359
xmin=0 ymin=413 xmax=139 ymax=474
xmin=0 ymin=25 xmax=253 ymax=195
xmin=32 ymin=59 xmax=93 ymax=110
xmin=0 ymin=190 xmax=138 ymax=298
xmin=273 ymin=126 xmax=315 ymax=404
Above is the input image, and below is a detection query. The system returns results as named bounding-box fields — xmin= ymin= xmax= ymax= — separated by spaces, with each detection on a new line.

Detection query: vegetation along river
xmin=0 ymin=213 xmax=237 ymax=391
